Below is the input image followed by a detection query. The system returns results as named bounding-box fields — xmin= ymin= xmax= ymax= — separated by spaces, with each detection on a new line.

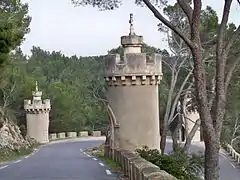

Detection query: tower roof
xmin=32 ymin=81 xmax=42 ymax=100
xmin=121 ymin=13 xmax=143 ymax=50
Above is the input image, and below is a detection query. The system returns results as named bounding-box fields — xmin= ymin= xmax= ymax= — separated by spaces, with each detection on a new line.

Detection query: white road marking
xmin=92 ymin=158 xmax=97 ymax=161
xmin=230 ymin=162 xmax=236 ymax=168
xmin=24 ymin=155 xmax=29 ymax=159
xmin=220 ymin=151 xmax=237 ymax=169
xmin=87 ymin=154 xmax=92 ymax=157
xmin=80 ymin=149 xmax=83 ymax=152
xmin=14 ymin=160 xmax=21 ymax=164
xmin=83 ymin=152 xmax=87 ymax=155
xmin=99 ymin=162 xmax=104 ymax=167
xmin=220 ymin=153 xmax=227 ymax=160
xmin=0 ymin=165 xmax=8 ymax=170
xmin=105 ymin=169 xmax=112 ymax=175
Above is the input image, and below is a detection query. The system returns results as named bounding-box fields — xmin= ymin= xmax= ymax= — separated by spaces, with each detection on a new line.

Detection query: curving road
xmin=0 ymin=138 xmax=117 ymax=180
xmin=165 ymin=139 xmax=240 ymax=180
xmin=1 ymin=137 xmax=240 ymax=180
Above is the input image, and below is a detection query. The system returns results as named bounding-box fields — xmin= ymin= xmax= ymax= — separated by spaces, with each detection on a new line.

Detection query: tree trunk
xmin=183 ymin=119 xmax=201 ymax=153
xmin=172 ymin=118 xmax=181 ymax=151
xmin=160 ymin=129 xmax=167 ymax=155
xmin=160 ymin=69 xmax=176 ymax=155
xmin=204 ymin=139 xmax=220 ymax=180
xmin=172 ymin=132 xmax=179 ymax=151
xmin=104 ymin=132 xmax=110 ymax=157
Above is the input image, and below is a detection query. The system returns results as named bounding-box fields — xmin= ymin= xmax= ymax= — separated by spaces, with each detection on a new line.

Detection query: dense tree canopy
xmin=0 ymin=0 xmax=31 ymax=66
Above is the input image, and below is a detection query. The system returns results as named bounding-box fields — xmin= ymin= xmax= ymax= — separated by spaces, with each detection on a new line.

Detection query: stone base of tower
xmin=108 ymin=84 xmax=160 ymax=151
xmin=26 ymin=113 xmax=50 ymax=144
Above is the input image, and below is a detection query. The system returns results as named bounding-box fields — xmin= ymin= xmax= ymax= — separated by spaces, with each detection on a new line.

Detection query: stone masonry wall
xmin=109 ymin=149 xmax=177 ymax=180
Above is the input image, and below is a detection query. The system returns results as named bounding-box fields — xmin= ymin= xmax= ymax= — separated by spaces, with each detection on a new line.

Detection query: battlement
xmin=104 ymin=53 xmax=162 ymax=86
xmin=104 ymin=14 xmax=163 ymax=86
xmin=105 ymin=53 xmax=162 ymax=76
xmin=24 ymin=99 xmax=51 ymax=113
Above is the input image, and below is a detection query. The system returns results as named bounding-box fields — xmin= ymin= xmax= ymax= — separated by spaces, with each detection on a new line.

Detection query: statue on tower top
xmin=129 ymin=13 xmax=135 ymax=36
xmin=32 ymin=81 xmax=42 ymax=100
xmin=35 ymin=81 xmax=39 ymax=92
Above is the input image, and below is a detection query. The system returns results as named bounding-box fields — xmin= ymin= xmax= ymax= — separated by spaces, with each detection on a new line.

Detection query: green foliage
xmin=0 ymin=0 xmax=31 ymax=66
xmin=24 ymin=47 xmax=108 ymax=133
xmin=91 ymin=144 xmax=122 ymax=172
xmin=19 ymin=124 xmax=27 ymax=137
xmin=1 ymin=40 xmax=171 ymax=135
xmin=71 ymin=0 xmax=167 ymax=10
xmin=0 ymin=142 xmax=38 ymax=163
xmin=200 ymin=6 xmax=218 ymax=42
xmin=136 ymin=146 xmax=204 ymax=180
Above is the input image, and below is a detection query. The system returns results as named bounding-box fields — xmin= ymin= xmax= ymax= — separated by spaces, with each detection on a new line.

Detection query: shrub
xmin=136 ymin=146 xmax=204 ymax=180
xmin=19 ymin=124 xmax=27 ymax=138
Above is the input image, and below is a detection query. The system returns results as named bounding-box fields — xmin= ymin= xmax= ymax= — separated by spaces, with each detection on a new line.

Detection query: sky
xmin=21 ymin=0 xmax=240 ymax=57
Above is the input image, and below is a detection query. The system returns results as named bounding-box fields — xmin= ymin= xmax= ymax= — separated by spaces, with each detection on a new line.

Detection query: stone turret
xmin=105 ymin=14 xmax=162 ymax=151
xmin=24 ymin=81 xmax=51 ymax=144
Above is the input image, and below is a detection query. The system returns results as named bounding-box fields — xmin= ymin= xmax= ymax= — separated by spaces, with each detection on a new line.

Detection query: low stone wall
xmin=92 ymin=131 xmax=101 ymax=137
xmin=110 ymin=149 xmax=177 ymax=180
xmin=49 ymin=133 xmax=57 ymax=140
xmin=79 ymin=131 xmax=88 ymax=137
xmin=57 ymin=132 xmax=66 ymax=139
xmin=49 ymin=131 xmax=102 ymax=141
xmin=67 ymin=132 xmax=77 ymax=138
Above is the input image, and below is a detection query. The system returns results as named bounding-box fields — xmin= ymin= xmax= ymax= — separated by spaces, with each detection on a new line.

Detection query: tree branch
xmin=224 ymin=25 xmax=240 ymax=56
xmin=142 ymin=0 xmax=193 ymax=48
xmin=177 ymin=0 xmax=193 ymax=24
xmin=183 ymin=119 xmax=201 ymax=152
xmin=162 ymin=58 xmax=173 ymax=70
xmin=208 ymin=75 xmax=216 ymax=109
xmin=191 ymin=0 xmax=202 ymax=42
xmin=90 ymin=84 xmax=108 ymax=104
xmin=176 ymin=56 xmax=189 ymax=75
xmin=225 ymin=55 xmax=240 ymax=91
xmin=231 ymin=113 xmax=240 ymax=146
xmin=214 ymin=0 xmax=233 ymax=136
xmin=169 ymin=67 xmax=194 ymax=122
xmin=2 ymin=81 xmax=16 ymax=109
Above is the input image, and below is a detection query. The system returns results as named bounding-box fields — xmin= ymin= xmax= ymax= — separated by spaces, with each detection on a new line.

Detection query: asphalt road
xmin=165 ymin=140 xmax=240 ymax=180
xmin=1 ymin=137 xmax=240 ymax=180
xmin=0 ymin=138 xmax=117 ymax=180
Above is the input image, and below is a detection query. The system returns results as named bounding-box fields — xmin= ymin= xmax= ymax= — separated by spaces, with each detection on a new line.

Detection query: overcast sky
xmin=21 ymin=0 xmax=240 ymax=57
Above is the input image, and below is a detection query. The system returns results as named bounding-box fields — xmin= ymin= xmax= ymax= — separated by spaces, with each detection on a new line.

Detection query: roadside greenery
xmin=136 ymin=146 xmax=204 ymax=180
xmin=86 ymin=144 xmax=121 ymax=172
xmin=0 ymin=143 xmax=39 ymax=163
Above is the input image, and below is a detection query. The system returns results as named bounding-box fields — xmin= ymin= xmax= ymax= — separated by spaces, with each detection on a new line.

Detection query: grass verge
xmin=86 ymin=144 xmax=121 ymax=173
xmin=0 ymin=144 xmax=39 ymax=164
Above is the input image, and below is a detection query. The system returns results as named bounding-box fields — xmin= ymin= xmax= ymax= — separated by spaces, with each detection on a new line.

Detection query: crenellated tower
xmin=105 ymin=14 xmax=163 ymax=151
xmin=24 ymin=81 xmax=51 ymax=144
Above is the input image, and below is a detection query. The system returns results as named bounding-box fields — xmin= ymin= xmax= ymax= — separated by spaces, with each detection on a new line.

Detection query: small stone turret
xmin=105 ymin=14 xmax=162 ymax=151
xmin=24 ymin=81 xmax=51 ymax=143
